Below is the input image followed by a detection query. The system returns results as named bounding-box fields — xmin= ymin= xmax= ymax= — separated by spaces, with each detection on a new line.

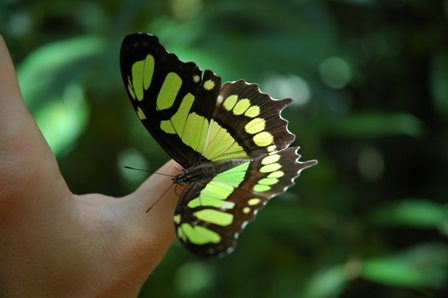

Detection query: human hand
xmin=0 ymin=35 xmax=182 ymax=297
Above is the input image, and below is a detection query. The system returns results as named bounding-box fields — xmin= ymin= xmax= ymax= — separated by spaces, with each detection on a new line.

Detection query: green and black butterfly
xmin=120 ymin=32 xmax=317 ymax=260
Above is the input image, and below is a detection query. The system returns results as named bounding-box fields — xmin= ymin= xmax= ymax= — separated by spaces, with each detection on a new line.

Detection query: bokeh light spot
xmin=262 ymin=74 xmax=311 ymax=106
xmin=175 ymin=261 xmax=215 ymax=295
xmin=118 ymin=148 xmax=149 ymax=182
xmin=171 ymin=0 xmax=203 ymax=20
xmin=358 ymin=145 xmax=384 ymax=181
xmin=318 ymin=57 xmax=352 ymax=89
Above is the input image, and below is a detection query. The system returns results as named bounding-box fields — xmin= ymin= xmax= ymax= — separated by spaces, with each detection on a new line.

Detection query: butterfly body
xmin=120 ymin=32 xmax=317 ymax=260
xmin=173 ymin=159 xmax=249 ymax=184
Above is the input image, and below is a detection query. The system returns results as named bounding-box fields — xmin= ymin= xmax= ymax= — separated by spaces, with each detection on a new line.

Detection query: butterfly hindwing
xmin=174 ymin=147 xmax=317 ymax=259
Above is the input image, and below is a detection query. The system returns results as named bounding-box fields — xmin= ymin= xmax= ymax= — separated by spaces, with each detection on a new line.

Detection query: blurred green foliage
xmin=2 ymin=0 xmax=448 ymax=297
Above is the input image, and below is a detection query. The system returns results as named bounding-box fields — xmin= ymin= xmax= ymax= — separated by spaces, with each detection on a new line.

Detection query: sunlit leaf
xmin=17 ymin=35 xmax=106 ymax=110
xmin=302 ymin=265 xmax=347 ymax=298
xmin=363 ymin=258 xmax=429 ymax=288
xmin=33 ymin=83 xmax=89 ymax=156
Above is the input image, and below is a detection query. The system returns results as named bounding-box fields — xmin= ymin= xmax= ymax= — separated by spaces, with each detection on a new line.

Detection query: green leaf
xmin=17 ymin=35 xmax=106 ymax=111
xmin=302 ymin=265 xmax=347 ymax=298
xmin=15 ymin=35 xmax=104 ymax=156
xmin=32 ymin=83 xmax=89 ymax=156
xmin=369 ymin=199 xmax=448 ymax=228
xmin=362 ymin=243 xmax=448 ymax=288
xmin=363 ymin=258 xmax=430 ymax=288
xmin=323 ymin=111 xmax=424 ymax=139
xmin=430 ymin=49 xmax=448 ymax=121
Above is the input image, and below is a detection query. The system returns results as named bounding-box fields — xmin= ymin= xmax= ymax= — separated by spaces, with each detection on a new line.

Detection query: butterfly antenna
xmin=146 ymin=184 xmax=175 ymax=213
xmin=124 ymin=166 xmax=175 ymax=178
xmin=174 ymin=184 xmax=183 ymax=196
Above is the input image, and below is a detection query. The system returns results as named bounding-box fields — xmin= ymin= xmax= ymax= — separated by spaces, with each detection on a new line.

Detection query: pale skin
xmin=0 ymin=35 xmax=184 ymax=297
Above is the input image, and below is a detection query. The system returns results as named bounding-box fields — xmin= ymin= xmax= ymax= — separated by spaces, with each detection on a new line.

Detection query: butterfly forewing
xmin=212 ymin=80 xmax=296 ymax=160
xmin=120 ymin=33 xmax=222 ymax=168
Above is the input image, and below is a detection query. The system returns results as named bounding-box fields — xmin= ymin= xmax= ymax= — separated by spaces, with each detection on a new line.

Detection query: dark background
xmin=1 ymin=0 xmax=448 ymax=297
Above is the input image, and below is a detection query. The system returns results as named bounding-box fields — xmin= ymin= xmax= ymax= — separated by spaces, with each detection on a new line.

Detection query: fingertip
xmin=126 ymin=159 xmax=184 ymax=258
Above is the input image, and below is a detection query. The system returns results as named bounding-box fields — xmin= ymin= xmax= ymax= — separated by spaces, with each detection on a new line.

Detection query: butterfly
xmin=120 ymin=32 xmax=317 ymax=260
